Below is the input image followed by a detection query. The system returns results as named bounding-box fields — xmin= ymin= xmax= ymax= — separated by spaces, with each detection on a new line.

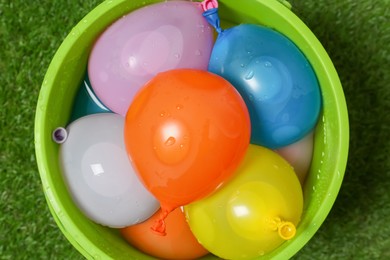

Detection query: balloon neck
xmin=202 ymin=8 xmax=222 ymax=34
xmin=150 ymin=208 xmax=170 ymax=236
xmin=268 ymin=217 xmax=296 ymax=240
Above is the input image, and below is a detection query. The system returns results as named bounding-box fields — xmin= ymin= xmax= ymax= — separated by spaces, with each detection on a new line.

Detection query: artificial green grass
xmin=1 ymin=0 xmax=389 ymax=259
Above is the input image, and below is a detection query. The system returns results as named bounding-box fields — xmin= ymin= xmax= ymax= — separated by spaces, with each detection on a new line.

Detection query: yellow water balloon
xmin=184 ymin=144 xmax=303 ymax=259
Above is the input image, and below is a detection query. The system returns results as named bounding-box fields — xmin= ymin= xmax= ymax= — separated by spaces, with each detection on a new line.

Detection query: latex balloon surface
xmin=124 ymin=69 xmax=250 ymax=233
xmin=88 ymin=1 xmax=214 ymax=116
xmin=185 ymin=145 xmax=303 ymax=259
xmin=120 ymin=208 xmax=209 ymax=259
xmin=208 ymin=23 xmax=321 ymax=148
xmin=276 ymin=131 xmax=314 ymax=185
xmin=59 ymin=114 xmax=159 ymax=228
xmin=69 ymin=73 xmax=111 ymax=123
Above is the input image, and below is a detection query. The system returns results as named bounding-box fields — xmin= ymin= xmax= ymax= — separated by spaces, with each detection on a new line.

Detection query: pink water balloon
xmin=275 ymin=131 xmax=314 ymax=185
xmin=88 ymin=1 xmax=214 ymax=116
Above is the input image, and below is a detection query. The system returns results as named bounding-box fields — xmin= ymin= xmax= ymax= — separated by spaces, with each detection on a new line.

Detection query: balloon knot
xmin=201 ymin=0 xmax=218 ymax=11
xmin=201 ymin=0 xmax=222 ymax=34
xmin=278 ymin=221 xmax=296 ymax=240
xmin=268 ymin=217 xmax=296 ymax=240
xmin=52 ymin=127 xmax=68 ymax=144
xmin=151 ymin=219 xmax=167 ymax=236
xmin=150 ymin=209 xmax=169 ymax=236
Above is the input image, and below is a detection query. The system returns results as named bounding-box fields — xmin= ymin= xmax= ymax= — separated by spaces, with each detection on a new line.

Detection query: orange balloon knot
xmin=151 ymin=219 xmax=166 ymax=236
xmin=150 ymin=210 xmax=169 ymax=236
xmin=267 ymin=217 xmax=296 ymax=240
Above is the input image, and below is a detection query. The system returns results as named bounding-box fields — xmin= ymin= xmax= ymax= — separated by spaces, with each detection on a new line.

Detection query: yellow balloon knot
xmin=268 ymin=217 xmax=296 ymax=240
xmin=278 ymin=221 xmax=296 ymax=240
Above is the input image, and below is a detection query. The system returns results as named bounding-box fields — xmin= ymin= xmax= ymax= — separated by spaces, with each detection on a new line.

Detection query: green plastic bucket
xmin=34 ymin=0 xmax=349 ymax=259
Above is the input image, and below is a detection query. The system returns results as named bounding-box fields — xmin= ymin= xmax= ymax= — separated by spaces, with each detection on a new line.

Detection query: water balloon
xmin=204 ymin=7 xmax=321 ymax=148
xmin=124 ymin=69 xmax=250 ymax=235
xmin=59 ymin=114 xmax=159 ymax=228
xmin=185 ymin=145 xmax=303 ymax=259
xmin=121 ymin=207 xmax=209 ymax=259
xmin=88 ymin=1 xmax=214 ymax=116
xmin=69 ymin=73 xmax=111 ymax=123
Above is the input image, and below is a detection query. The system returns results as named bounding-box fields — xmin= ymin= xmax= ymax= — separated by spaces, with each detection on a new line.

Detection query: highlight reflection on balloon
xmin=59 ymin=114 xmax=159 ymax=228
xmin=120 ymin=208 xmax=209 ymax=259
xmin=124 ymin=69 xmax=250 ymax=235
xmin=208 ymin=23 xmax=321 ymax=148
xmin=185 ymin=145 xmax=303 ymax=260
xmin=88 ymin=1 xmax=214 ymax=116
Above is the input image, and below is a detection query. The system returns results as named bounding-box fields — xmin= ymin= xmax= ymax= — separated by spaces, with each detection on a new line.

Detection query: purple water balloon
xmin=88 ymin=1 xmax=214 ymax=116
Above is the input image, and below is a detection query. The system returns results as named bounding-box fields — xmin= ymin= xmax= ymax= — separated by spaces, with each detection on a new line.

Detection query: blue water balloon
xmin=69 ymin=73 xmax=112 ymax=123
xmin=207 ymin=23 xmax=321 ymax=148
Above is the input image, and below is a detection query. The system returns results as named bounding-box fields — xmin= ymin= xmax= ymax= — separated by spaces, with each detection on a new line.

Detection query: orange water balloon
xmin=124 ymin=69 xmax=250 ymax=235
xmin=121 ymin=208 xmax=209 ymax=259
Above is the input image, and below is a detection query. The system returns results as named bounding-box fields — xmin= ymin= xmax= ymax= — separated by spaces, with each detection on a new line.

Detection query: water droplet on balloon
xmin=174 ymin=53 xmax=181 ymax=59
xmin=240 ymin=63 xmax=245 ymax=68
xmin=195 ymin=49 xmax=202 ymax=56
xmin=128 ymin=56 xmax=138 ymax=68
xmin=245 ymin=70 xmax=254 ymax=80
xmin=165 ymin=137 xmax=176 ymax=146
xmin=197 ymin=23 xmax=205 ymax=29
xmin=264 ymin=61 xmax=272 ymax=67
xmin=176 ymin=104 xmax=183 ymax=110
